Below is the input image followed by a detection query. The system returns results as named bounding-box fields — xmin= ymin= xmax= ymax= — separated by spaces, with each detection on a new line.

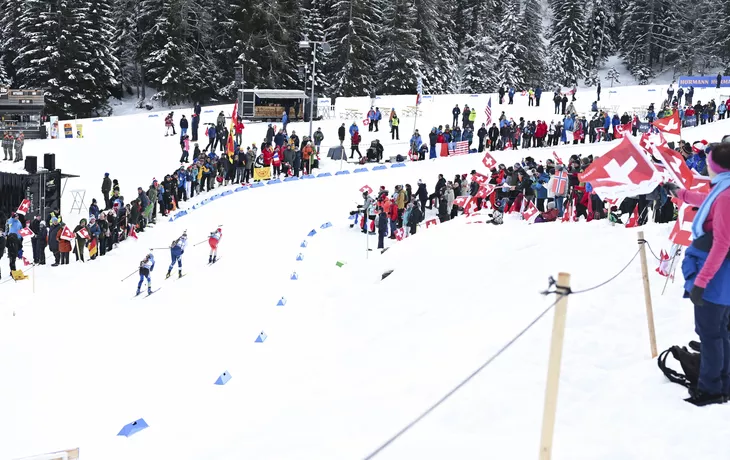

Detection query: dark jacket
xmin=102 ymin=177 xmax=112 ymax=193
xmin=417 ymin=183 xmax=428 ymax=202
xmin=338 ymin=126 xmax=346 ymax=141
xmin=377 ymin=211 xmax=388 ymax=234
xmin=48 ymin=224 xmax=61 ymax=252
xmin=180 ymin=117 xmax=189 ymax=129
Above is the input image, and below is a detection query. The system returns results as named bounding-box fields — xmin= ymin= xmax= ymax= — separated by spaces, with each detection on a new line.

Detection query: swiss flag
xmin=613 ymin=122 xmax=632 ymax=139
xmin=475 ymin=184 xmax=496 ymax=199
xmin=553 ymin=151 xmax=564 ymax=165
xmin=656 ymin=249 xmax=672 ymax=277
xmin=471 ymin=172 xmax=490 ymax=185
xmin=362 ymin=118 xmax=370 ymax=126
xmin=19 ymin=227 xmax=34 ymax=238
xmin=16 ymin=199 xmax=31 ymax=216
xmin=59 ymin=225 xmax=75 ymax=241
xmin=669 ymin=202 xmax=697 ymax=246
xmin=639 ymin=131 xmax=667 ymax=158
xmin=561 ymin=198 xmax=578 ymax=222
xmin=76 ymin=227 xmax=90 ymax=239
xmin=625 ymin=204 xmax=640 ymax=228
xmin=360 ymin=185 xmax=373 ymax=194
xmin=690 ymin=176 xmax=711 ymax=194
xmin=453 ymin=196 xmax=470 ymax=207
xmin=395 ymin=227 xmax=407 ymax=241
xmin=482 ymin=152 xmax=498 ymax=169
xmin=652 ymin=111 xmax=681 ymax=136
xmin=654 ymin=145 xmax=694 ymax=189
xmin=521 ymin=200 xmax=539 ymax=223
xmin=425 ymin=218 xmax=438 ymax=229
xmin=578 ymin=136 xmax=660 ymax=199
xmin=463 ymin=197 xmax=479 ymax=214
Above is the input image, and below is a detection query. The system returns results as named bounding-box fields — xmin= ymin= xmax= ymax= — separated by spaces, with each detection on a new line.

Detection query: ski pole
xmin=193 ymin=239 xmax=208 ymax=247
xmin=121 ymin=269 xmax=137 ymax=282
xmin=149 ymin=247 xmax=168 ymax=250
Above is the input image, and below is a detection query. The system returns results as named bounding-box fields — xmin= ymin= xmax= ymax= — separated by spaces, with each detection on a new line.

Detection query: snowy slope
xmin=2 ymin=86 xmax=730 ymax=460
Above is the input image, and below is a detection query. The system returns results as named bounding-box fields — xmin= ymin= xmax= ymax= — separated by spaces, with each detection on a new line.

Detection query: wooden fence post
xmin=638 ymin=231 xmax=658 ymax=358
xmin=539 ymin=272 xmax=571 ymax=460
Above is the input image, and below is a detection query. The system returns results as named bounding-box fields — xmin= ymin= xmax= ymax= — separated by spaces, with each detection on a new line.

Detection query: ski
xmin=143 ymin=288 xmax=161 ymax=297
xmin=207 ymin=256 xmax=221 ymax=266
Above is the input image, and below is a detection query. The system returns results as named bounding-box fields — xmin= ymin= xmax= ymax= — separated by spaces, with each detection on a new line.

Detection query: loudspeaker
xmin=44 ymin=153 xmax=56 ymax=171
xmin=25 ymin=156 xmax=37 ymax=174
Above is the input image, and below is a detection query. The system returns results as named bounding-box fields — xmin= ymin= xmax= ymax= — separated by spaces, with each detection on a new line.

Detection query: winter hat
xmin=89 ymin=217 xmax=96 ymax=224
xmin=50 ymin=216 xmax=58 ymax=225
xmin=92 ymin=198 xmax=97 ymax=204
xmin=708 ymin=143 xmax=730 ymax=174
xmin=693 ymin=140 xmax=709 ymax=154
xmin=104 ymin=172 xmax=109 ymax=177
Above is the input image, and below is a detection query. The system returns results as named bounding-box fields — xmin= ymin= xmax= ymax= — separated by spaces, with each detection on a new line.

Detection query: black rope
xmin=363 ymin=293 xmax=567 ymax=460
xmin=637 ymin=238 xmax=661 ymax=261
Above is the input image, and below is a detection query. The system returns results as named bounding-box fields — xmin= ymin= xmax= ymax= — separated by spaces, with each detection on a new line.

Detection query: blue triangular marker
xmin=317 ymin=172 xmax=332 ymax=178
xmin=308 ymin=229 xmax=317 ymax=237
xmin=320 ymin=222 xmax=332 ymax=229
xmin=214 ymin=371 xmax=232 ymax=385
xmin=235 ymin=186 xmax=249 ymax=192
xmin=283 ymin=176 xmax=299 ymax=182
xmin=290 ymin=272 xmax=298 ymax=280
xmin=349 ymin=214 xmax=356 ymax=220
xmin=276 ymin=297 xmax=287 ymax=306
xmin=335 ymin=170 xmax=350 ymax=175
xmin=372 ymin=165 xmax=387 ymax=171
xmin=391 ymin=163 xmax=406 ymax=168
xmin=251 ymin=182 xmax=264 ymax=188
xmin=302 ymin=174 xmax=315 ymax=179
xmin=117 ymin=418 xmax=149 ymax=437
xmin=354 ymin=168 xmax=368 ymax=173
xmin=300 ymin=240 xmax=308 ymax=248
xmin=222 ymin=190 xmax=233 ymax=196
xmin=169 ymin=217 xmax=175 ymax=222
xmin=268 ymin=179 xmax=281 ymax=184
xmin=255 ymin=331 xmax=268 ymax=342
xmin=296 ymin=253 xmax=304 ymax=261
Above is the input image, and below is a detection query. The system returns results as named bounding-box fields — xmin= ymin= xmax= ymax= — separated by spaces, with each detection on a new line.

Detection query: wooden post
xmin=539 ymin=272 xmax=571 ymax=460
xmin=638 ymin=231 xmax=658 ymax=358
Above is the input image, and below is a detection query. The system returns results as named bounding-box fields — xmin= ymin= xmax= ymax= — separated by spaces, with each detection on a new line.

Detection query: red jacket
xmin=535 ymin=122 xmax=547 ymax=138
xmin=262 ymin=147 xmax=273 ymax=166
xmin=388 ymin=201 xmax=398 ymax=221
xmin=235 ymin=121 xmax=244 ymax=134
xmin=437 ymin=133 xmax=445 ymax=143
xmin=685 ymin=107 xmax=695 ymax=117
xmin=351 ymin=132 xmax=361 ymax=145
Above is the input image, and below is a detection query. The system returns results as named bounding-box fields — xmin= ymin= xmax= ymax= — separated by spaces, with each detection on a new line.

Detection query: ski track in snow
xmin=1 ymin=86 xmax=730 ymax=459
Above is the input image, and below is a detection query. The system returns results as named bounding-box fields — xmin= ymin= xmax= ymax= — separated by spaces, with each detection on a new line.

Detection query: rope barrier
xmin=364 ymin=236 xmax=660 ymax=458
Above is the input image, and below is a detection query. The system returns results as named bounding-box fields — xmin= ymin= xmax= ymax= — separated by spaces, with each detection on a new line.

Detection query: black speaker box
xmin=44 ymin=153 xmax=56 ymax=171
xmin=25 ymin=156 xmax=37 ymax=174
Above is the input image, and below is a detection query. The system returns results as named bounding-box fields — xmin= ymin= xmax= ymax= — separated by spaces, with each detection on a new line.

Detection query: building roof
xmin=241 ymin=89 xmax=308 ymax=99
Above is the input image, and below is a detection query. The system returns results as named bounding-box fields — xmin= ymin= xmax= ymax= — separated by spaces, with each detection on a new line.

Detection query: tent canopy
xmin=245 ymin=89 xmax=308 ymax=100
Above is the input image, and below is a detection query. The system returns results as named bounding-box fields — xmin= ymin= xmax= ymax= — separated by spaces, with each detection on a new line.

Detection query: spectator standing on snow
xmin=179 ymin=115 xmax=188 ymax=137
xmin=338 ymin=123 xmax=346 ymax=146
xmin=191 ymin=114 xmax=200 ymax=141
xmin=391 ymin=113 xmax=400 ymax=140
xmin=535 ymin=86 xmax=542 ymax=106
xmin=101 ymin=173 xmax=112 ymax=210
xmin=14 ymin=132 xmax=24 ymax=163
xmin=452 ymin=105 xmax=460 ymax=127
xmin=313 ymin=127 xmax=324 ymax=154
xmin=597 ymin=82 xmax=601 ymax=101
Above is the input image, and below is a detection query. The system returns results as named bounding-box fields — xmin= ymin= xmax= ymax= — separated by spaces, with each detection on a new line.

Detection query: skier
xmin=208 ymin=227 xmax=222 ymax=263
xmin=166 ymin=231 xmax=187 ymax=279
xmin=137 ymin=252 xmax=155 ymax=296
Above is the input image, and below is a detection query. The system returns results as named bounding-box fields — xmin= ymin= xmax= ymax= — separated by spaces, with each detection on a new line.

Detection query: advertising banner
xmin=253 ymin=167 xmax=271 ymax=181
xmin=76 ymin=123 xmax=83 ymax=138
xmin=50 ymin=116 xmax=59 ymax=139
xmin=63 ymin=123 xmax=73 ymax=138
xmin=678 ymin=76 xmax=730 ymax=88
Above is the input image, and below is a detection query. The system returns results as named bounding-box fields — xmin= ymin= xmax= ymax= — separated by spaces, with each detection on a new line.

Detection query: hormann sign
xmin=677 ymin=76 xmax=730 ymax=88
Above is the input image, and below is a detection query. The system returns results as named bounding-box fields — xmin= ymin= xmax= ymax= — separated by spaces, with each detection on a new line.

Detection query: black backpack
xmin=657 ymin=344 xmax=700 ymax=389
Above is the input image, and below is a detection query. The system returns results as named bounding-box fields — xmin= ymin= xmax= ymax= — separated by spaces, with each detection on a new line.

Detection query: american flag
xmin=449 ymin=140 xmax=469 ymax=155
xmin=416 ymin=77 xmax=423 ymax=105
xmin=485 ymin=97 xmax=492 ymax=125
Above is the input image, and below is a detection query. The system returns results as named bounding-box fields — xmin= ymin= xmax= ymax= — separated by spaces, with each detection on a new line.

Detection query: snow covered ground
xmin=2 ymin=85 xmax=730 ymax=460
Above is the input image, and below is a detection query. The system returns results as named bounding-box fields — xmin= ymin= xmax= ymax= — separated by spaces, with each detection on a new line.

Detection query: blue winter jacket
xmin=6 ymin=217 xmax=22 ymax=237
xmin=208 ymin=125 xmax=216 ymax=140
xmin=683 ymin=241 xmax=730 ymax=306
xmin=463 ymin=129 xmax=474 ymax=143
xmin=282 ymin=113 xmax=288 ymax=124
xmin=531 ymin=173 xmax=550 ymax=199
xmin=410 ymin=135 xmax=422 ymax=149
xmin=603 ymin=116 xmax=611 ymax=131
xmin=509 ymin=88 xmax=515 ymax=96
xmin=612 ymin=115 xmax=620 ymax=127
xmin=349 ymin=124 xmax=359 ymax=136
xmin=177 ymin=173 xmax=187 ymax=189
xmin=686 ymin=154 xmax=706 ymax=173
xmin=535 ymin=87 xmax=542 ymax=98
xmin=564 ymin=117 xmax=574 ymax=132
xmin=453 ymin=130 xmax=462 ymax=142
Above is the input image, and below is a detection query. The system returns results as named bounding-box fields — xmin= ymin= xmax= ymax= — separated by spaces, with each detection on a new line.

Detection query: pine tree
xmin=0 ymin=0 xmax=23 ymax=84
xmin=587 ymin=0 xmax=614 ymax=68
xmin=113 ymin=0 xmax=145 ymax=98
xmin=522 ymin=0 xmax=546 ymax=87
xmin=325 ymin=0 xmax=382 ymax=97
xmin=81 ymin=0 xmax=121 ymax=114
xmin=299 ymin=0 xmax=330 ymax=96
xmin=13 ymin=0 xmax=64 ymax=113
xmin=462 ymin=0 xmax=498 ymax=93
xmin=495 ymin=0 xmax=528 ymax=89
xmin=377 ymin=0 xmax=421 ymax=94
xmin=606 ymin=66 xmax=620 ymax=86
xmin=143 ymin=0 xmax=190 ymax=104
xmin=548 ymin=0 xmax=589 ymax=85
xmin=414 ymin=0 xmax=457 ymax=93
